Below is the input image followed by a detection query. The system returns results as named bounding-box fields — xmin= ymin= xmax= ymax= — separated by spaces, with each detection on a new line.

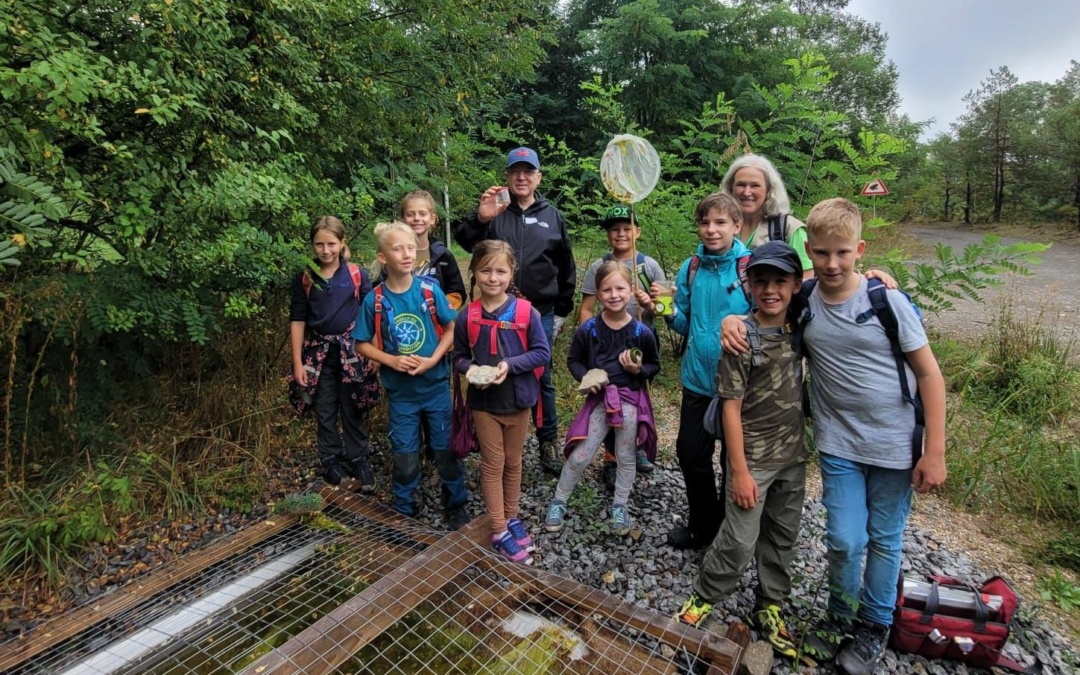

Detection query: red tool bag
xmin=890 ymin=574 xmax=1037 ymax=672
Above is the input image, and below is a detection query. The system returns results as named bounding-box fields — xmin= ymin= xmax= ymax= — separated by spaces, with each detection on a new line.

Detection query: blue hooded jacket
xmin=670 ymin=240 xmax=752 ymax=396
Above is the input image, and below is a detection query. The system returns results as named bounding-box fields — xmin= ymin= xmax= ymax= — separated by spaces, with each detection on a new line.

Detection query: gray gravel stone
xmin=440 ymin=436 xmax=1080 ymax=675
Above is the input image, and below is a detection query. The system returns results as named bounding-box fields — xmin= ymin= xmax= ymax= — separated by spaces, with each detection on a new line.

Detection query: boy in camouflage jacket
xmin=674 ymin=241 xmax=807 ymax=659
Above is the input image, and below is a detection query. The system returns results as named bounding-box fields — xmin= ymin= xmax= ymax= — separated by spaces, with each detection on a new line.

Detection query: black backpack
xmin=793 ymin=278 xmax=925 ymax=465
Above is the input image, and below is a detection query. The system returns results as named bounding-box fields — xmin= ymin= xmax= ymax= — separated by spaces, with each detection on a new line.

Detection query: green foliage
xmin=1043 ymin=532 xmax=1080 ymax=574
xmin=1038 ymin=571 xmax=1080 ymax=614
xmin=873 ymin=235 xmax=1047 ymax=315
xmin=274 ymin=493 xmax=324 ymax=515
xmin=0 ymin=463 xmax=136 ymax=583
xmin=934 ymin=308 xmax=1080 ymax=527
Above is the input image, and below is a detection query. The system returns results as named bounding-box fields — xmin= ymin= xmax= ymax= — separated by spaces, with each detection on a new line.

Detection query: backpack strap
xmin=420 ymin=281 xmax=444 ymax=341
xmin=857 ymin=279 xmax=926 ymax=465
xmin=301 ymin=271 xmax=313 ymax=297
xmin=373 ymin=284 xmax=387 ymax=352
xmin=735 ymin=253 xmax=751 ymax=303
xmin=744 ymin=320 xmax=763 ymax=368
xmin=686 ymin=254 xmax=700 ymax=296
xmin=767 ymin=214 xmax=788 ymax=243
xmin=466 ymin=299 xmax=483 ymax=352
xmin=347 ymin=263 xmax=363 ymax=302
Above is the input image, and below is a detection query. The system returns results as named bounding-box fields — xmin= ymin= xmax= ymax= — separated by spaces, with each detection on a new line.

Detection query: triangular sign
xmin=861 ymin=178 xmax=889 ymax=196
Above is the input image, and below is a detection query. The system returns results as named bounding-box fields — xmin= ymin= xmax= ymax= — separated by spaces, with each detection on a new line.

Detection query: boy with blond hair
xmin=794 ymin=198 xmax=947 ymax=673
xmin=355 ymin=221 xmax=470 ymax=529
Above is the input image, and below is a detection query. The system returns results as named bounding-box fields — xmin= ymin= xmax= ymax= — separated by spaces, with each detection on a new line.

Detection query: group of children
xmin=290 ymin=184 xmax=946 ymax=675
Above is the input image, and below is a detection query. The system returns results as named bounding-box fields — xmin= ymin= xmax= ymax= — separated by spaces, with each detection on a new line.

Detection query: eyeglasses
xmin=507 ymin=167 xmax=539 ymax=176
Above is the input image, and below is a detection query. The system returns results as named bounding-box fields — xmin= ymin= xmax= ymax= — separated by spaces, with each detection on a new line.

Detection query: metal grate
xmin=0 ymin=490 xmax=746 ymax=675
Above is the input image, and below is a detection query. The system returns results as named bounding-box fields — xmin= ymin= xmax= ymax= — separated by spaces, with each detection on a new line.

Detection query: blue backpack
xmin=794 ymin=278 xmax=925 ymax=465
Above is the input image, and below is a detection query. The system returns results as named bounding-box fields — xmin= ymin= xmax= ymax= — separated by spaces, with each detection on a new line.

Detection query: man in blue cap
xmin=454 ymin=147 xmax=577 ymax=475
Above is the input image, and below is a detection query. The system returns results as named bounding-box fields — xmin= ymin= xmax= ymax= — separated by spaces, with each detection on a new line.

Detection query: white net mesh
xmin=600 ymin=135 xmax=661 ymax=204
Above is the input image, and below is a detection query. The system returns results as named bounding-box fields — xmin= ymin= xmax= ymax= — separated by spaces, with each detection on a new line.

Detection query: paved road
xmin=906 ymin=226 xmax=1079 ymax=348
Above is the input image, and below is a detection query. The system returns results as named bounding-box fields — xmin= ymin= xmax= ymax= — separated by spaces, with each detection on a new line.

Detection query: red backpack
xmin=301 ymin=263 xmax=364 ymax=301
xmin=465 ymin=297 xmax=545 ymax=425
xmin=371 ymin=279 xmax=444 ymax=352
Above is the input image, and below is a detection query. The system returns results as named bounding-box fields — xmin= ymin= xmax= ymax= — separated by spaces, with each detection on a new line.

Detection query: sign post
xmin=860 ymin=178 xmax=889 ymax=219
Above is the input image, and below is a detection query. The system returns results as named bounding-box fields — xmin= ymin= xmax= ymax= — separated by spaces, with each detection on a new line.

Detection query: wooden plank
xmin=481 ymin=557 xmax=744 ymax=674
xmin=0 ymin=515 xmax=299 ymax=672
xmin=319 ymin=487 xmax=493 ymax=549
xmin=239 ymin=528 xmax=484 ymax=675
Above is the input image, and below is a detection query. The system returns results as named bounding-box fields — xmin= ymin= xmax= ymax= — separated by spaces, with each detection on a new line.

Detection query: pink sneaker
xmin=506 ymin=518 xmax=535 ymax=552
xmin=492 ymin=532 xmax=533 ymax=565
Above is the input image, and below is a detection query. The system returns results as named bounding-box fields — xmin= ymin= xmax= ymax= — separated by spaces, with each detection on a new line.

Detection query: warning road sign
xmin=861 ymin=179 xmax=889 ymax=196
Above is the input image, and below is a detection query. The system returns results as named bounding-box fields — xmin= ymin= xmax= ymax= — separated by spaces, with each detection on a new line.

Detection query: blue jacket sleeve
xmin=670 ymin=259 xmax=691 ymax=337
xmin=288 ymin=272 xmax=308 ymax=322
xmin=503 ymin=308 xmax=551 ymax=375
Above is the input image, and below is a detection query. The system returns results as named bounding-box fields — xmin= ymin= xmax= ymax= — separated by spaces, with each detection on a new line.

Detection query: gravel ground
xmin=429 ymin=438 xmax=1079 ymax=675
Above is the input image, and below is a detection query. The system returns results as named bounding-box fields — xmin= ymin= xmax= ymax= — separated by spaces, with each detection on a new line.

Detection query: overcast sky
xmin=846 ymin=0 xmax=1080 ymax=138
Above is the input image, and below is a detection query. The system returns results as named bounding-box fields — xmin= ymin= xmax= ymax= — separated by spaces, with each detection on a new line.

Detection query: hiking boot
xmin=600 ymin=460 xmax=617 ymax=493
xmin=544 ymin=500 xmax=568 ymax=532
xmin=674 ymin=593 xmax=713 ymax=628
xmin=635 ymin=448 xmax=655 ymax=473
xmin=611 ymin=503 xmax=631 ymax=536
xmin=801 ymin=613 xmax=854 ymax=662
xmin=749 ymin=603 xmax=798 ymax=659
xmin=836 ymin=620 xmax=889 ymax=675
xmin=322 ymin=461 xmax=349 ymax=486
xmin=506 ymin=518 xmax=535 ymax=552
xmin=446 ymin=504 xmax=470 ymax=531
xmin=348 ymin=459 xmax=376 ymax=494
xmin=666 ymin=526 xmax=704 ymax=550
xmin=492 ymin=531 xmax=533 ymax=565
xmin=539 ymin=439 xmax=563 ymax=475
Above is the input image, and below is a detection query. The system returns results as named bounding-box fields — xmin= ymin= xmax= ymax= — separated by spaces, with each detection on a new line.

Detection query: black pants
xmin=313 ymin=346 xmax=370 ymax=467
xmin=675 ymin=387 xmax=726 ymax=544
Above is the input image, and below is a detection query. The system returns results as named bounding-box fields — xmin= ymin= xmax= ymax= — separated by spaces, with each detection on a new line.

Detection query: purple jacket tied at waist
xmin=563 ymin=384 xmax=657 ymax=461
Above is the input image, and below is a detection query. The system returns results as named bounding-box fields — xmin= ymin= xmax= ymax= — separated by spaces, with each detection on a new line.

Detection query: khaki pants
xmin=473 ymin=409 xmax=531 ymax=537
xmin=693 ymin=461 xmax=806 ymax=606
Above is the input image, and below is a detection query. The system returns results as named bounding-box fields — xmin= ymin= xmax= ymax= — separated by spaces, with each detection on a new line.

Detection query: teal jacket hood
xmin=671 ymin=240 xmax=753 ymax=397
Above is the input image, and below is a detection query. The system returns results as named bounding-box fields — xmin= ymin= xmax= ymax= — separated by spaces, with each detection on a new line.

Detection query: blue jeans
xmin=387 ymin=391 xmax=468 ymax=516
xmin=532 ymin=308 xmax=558 ymax=442
xmin=819 ymin=452 xmax=913 ymax=626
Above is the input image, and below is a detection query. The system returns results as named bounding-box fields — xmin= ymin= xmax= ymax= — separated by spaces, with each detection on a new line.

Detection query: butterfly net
xmin=600 ymin=135 xmax=660 ymax=204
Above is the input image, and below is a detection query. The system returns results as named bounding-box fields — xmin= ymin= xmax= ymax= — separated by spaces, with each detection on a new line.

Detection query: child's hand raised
xmin=618 ymin=349 xmax=643 ymax=375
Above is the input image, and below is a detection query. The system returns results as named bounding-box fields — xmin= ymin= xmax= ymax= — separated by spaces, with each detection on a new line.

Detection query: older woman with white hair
xmin=720 ymin=154 xmax=813 ymax=279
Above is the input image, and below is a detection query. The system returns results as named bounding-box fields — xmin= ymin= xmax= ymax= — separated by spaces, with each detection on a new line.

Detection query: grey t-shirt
xmin=804 ymin=277 xmax=928 ymax=470
xmin=580 ymin=253 xmax=666 ymax=328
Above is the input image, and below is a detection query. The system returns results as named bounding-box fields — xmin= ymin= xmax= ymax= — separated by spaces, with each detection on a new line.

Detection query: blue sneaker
xmin=506 ymin=518 xmax=535 ymax=552
xmin=611 ymin=503 xmax=631 ymax=536
xmin=544 ymin=500 xmax=568 ymax=532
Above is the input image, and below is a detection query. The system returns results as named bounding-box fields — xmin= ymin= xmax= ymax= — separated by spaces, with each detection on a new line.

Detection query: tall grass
xmin=935 ymin=302 xmax=1080 ymax=525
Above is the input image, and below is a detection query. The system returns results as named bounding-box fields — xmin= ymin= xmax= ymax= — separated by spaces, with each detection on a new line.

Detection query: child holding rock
xmin=452 ymin=240 xmax=550 ymax=564
xmin=544 ymin=261 xmax=660 ymax=536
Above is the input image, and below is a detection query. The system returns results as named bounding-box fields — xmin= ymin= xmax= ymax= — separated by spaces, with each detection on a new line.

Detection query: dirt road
xmin=906 ymin=225 xmax=1080 ymax=347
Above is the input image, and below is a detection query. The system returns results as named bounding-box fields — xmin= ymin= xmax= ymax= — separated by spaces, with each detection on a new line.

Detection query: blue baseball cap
xmin=506 ymin=147 xmax=540 ymax=170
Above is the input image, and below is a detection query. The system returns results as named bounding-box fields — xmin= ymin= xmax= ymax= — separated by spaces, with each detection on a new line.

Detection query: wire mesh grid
xmin=2 ymin=494 xmax=742 ymax=675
